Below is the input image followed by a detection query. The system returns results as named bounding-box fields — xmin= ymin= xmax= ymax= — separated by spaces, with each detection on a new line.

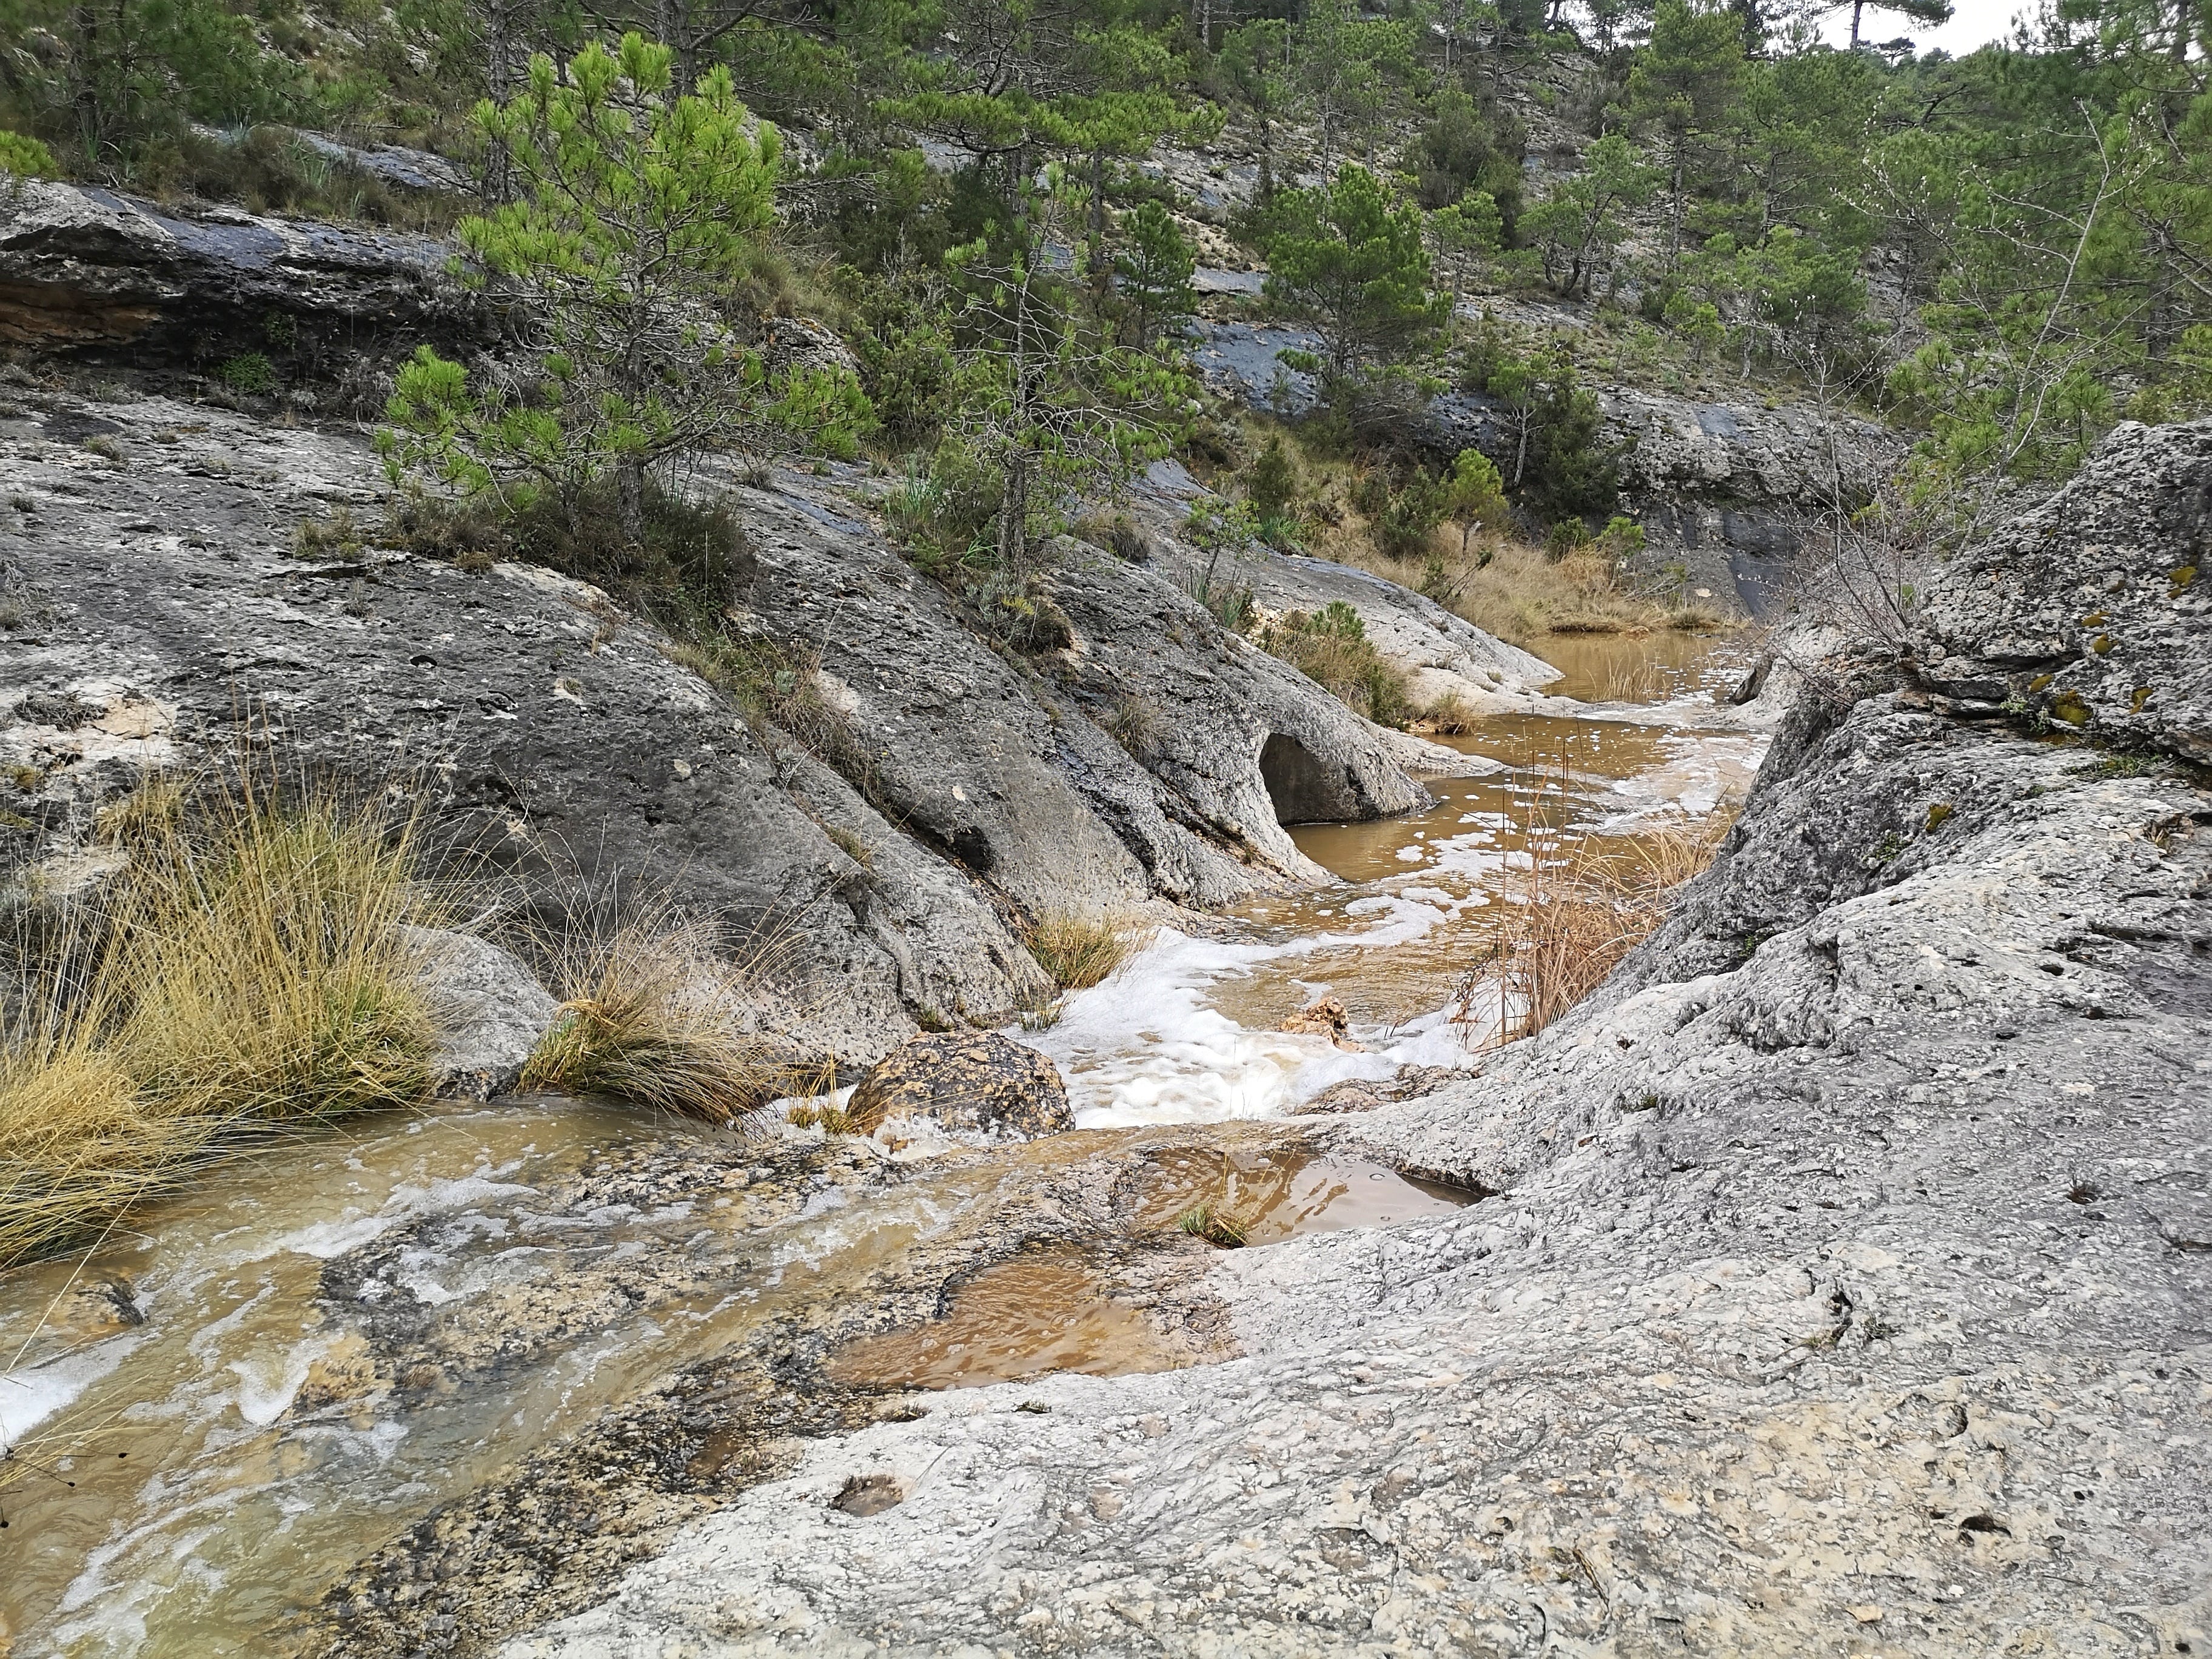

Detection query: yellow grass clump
xmin=1025 ymin=909 xmax=1153 ymax=991
xmin=0 ymin=780 xmax=437 ymax=1268
xmin=520 ymin=907 xmax=796 ymax=1122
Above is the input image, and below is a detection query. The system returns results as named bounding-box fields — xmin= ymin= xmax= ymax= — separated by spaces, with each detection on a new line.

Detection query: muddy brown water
xmin=1030 ymin=630 xmax=1763 ymax=1120
xmin=0 ymin=629 xmax=1755 ymax=1657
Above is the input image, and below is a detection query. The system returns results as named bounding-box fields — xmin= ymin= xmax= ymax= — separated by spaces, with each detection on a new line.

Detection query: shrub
xmin=503 ymin=478 xmax=752 ymax=622
xmin=290 ymin=506 xmax=363 ymax=560
xmin=1258 ymin=603 xmax=1414 ymax=728
xmin=1373 ymin=468 xmax=1449 ymax=560
xmin=0 ymin=130 xmax=58 ymax=179
xmin=218 ymin=353 xmax=277 ymax=396
xmin=1247 ymin=435 xmax=1298 ymax=523
xmin=1 ymin=776 xmax=437 ymax=1267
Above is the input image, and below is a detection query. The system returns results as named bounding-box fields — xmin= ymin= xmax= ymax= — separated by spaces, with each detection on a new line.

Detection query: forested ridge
xmin=4 ymin=0 xmax=2210 ymax=574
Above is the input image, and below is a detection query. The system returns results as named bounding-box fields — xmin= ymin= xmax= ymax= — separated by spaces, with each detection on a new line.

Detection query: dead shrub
xmin=1456 ymin=762 xmax=1731 ymax=1044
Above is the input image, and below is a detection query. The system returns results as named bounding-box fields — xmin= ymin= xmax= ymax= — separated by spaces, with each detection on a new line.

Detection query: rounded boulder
xmin=845 ymin=1030 xmax=1073 ymax=1141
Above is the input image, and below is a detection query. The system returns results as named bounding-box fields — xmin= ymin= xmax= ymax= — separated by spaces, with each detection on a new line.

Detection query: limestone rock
xmin=1914 ymin=417 xmax=2212 ymax=761
xmin=0 ymin=179 xmax=470 ymax=363
xmin=1278 ymin=994 xmax=1362 ymax=1051
xmin=406 ymin=927 xmax=558 ymax=1101
xmin=844 ymin=1030 xmax=1073 ymax=1141
xmin=1190 ymin=317 xmax=1905 ymax=617
xmin=491 ymin=421 xmax=2210 ymax=1659
xmin=0 ymin=394 xmax=1041 ymax=1063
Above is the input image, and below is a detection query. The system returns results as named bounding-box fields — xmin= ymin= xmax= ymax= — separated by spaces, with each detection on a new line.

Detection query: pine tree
xmin=380 ymin=34 xmax=868 ymax=548
xmin=1261 ymin=165 xmax=1450 ymax=378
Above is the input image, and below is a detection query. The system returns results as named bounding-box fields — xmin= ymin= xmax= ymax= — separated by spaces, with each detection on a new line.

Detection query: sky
xmin=1811 ymin=0 xmax=2037 ymax=53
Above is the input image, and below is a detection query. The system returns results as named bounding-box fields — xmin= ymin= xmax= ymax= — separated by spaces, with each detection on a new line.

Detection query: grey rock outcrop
xmin=1913 ymin=418 xmax=2212 ymax=760
xmin=844 ymin=1030 xmax=1073 ymax=1141
xmin=734 ymin=477 xmax=1456 ymax=910
xmin=493 ymin=424 xmax=2209 ymax=1657
xmin=1 ymin=389 xmax=1445 ymax=1062
xmin=1191 ymin=318 xmax=1905 ymax=617
xmin=0 ymin=179 xmax=467 ymax=364
xmin=406 ymin=925 xmax=558 ymax=1101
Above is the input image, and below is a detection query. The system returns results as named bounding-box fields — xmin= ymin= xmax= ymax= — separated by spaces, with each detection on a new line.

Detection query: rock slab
xmin=406 ymin=926 xmax=558 ymax=1101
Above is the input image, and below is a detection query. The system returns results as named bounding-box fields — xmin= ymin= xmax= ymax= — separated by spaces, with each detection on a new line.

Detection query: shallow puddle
xmin=826 ymin=1150 xmax=1478 ymax=1393
xmin=824 ymin=1251 xmax=1188 ymax=1390
xmin=1133 ymin=1148 xmax=1473 ymax=1244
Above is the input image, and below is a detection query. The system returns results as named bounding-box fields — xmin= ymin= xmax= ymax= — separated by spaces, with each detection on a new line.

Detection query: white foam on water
xmin=0 ymin=1333 xmax=141 ymax=1444
xmin=275 ymin=1173 xmax=538 ymax=1261
xmin=230 ymin=1335 xmax=333 ymax=1427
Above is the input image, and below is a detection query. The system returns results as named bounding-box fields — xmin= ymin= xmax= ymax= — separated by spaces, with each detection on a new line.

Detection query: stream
xmin=0 ymin=630 xmax=1764 ymax=1657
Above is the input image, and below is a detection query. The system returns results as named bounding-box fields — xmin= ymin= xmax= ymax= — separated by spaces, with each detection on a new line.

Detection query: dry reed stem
xmin=1457 ymin=748 xmax=1732 ymax=1047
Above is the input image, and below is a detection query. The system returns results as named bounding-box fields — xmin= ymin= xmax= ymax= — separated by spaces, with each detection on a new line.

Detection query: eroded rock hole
xmin=1259 ymin=732 xmax=1349 ymax=825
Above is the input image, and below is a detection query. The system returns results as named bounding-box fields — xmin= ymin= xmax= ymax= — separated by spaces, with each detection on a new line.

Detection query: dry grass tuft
xmin=1 ymin=779 xmax=437 ymax=1268
xmin=520 ymin=906 xmax=796 ymax=1122
xmin=1458 ymin=794 xmax=1731 ymax=1046
xmin=1025 ymin=909 xmax=1153 ymax=991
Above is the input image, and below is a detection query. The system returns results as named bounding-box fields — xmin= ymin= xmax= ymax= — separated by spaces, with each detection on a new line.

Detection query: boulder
xmin=844 ymin=1031 xmax=1073 ymax=1141
xmin=406 ymin=927 xmax=558 ymax=1101
xmin=1277 ymin=994 xmax=1362 ymax=1051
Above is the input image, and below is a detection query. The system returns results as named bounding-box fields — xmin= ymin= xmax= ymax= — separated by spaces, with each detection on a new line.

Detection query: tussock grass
xmin=1456 ymin=756 xmax=1732 ymax=1047
xmin=1026 ymin=910 xmax=1153 ymax=991
xmin=1 ymin=779 xmax=436 ymax=1268
xmin=1176 ymin=1202 xmax=1248 ymax=1248
xmin=520 ymin=905 xmax=796 ymax=1122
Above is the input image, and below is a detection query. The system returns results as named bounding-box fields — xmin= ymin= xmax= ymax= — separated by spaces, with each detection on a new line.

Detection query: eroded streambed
xmin=0 ymin=632 xmax=1764 ymax=1657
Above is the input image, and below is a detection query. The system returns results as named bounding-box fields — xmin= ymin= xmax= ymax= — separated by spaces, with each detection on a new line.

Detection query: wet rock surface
xmin=480 ymin=431 xmax=2209 ymax=1658
xmin=845 ymin=1030 xmax=1074 ymax=1141
xmin=282 ymin=1120 xmax=1280 ymax=1659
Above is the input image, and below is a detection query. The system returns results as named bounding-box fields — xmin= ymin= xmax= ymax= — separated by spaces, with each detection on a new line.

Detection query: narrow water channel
xmin=0 ymin=629 xmax=1763 ymax=1657
xmin=1028 ymin=631 xmax=1765 ymax=1124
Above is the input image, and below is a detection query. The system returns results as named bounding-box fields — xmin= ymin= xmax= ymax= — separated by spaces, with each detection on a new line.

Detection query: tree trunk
xmin=1668 ymin=146 xmax=1685 ymax=264
xmin=1849 ymin=0 xmax=1863 ymax=45
xmin=482 ymin=0 xmax=522 ymax=205
xmin=998 ymin=451 xmax=1029 ymax=574
xmin=1088 ymin=148 xmax=1110 ymax=300
xmin=617 ymin=454 xmax=647 ymax=554
xmin=661 ymin=0 xmax=696 ymax=91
